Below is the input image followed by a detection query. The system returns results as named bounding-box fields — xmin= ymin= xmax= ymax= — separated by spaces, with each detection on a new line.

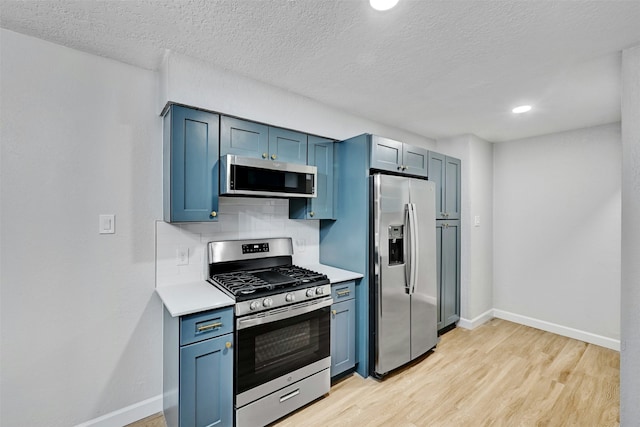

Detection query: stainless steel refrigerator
xmin=371 ymin=173 xmax=438 ymax=377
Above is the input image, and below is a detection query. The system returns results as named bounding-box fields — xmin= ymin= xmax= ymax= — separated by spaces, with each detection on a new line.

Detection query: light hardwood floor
xmin=130 ymin=319 xmax=619 ymax=427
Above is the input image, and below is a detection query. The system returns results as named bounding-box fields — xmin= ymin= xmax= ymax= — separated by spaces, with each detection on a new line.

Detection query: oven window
xmin=236 ymin=305 xmax=330 ymax=394
xmin=255 ymin=321 xmax=316 ymax=368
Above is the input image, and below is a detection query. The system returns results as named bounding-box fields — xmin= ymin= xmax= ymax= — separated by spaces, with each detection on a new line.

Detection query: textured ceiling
xmin=2 ymin=0 xmax=640 ymax=142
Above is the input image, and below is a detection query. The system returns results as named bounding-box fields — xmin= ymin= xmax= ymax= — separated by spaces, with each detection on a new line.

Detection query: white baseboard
xmin=74 ymin=394 xmax=163 ymax=427
xmin=457 ymin=309 xmax=494 ymax=330
xmin=493 ymin=309 xmax=621 ymax=351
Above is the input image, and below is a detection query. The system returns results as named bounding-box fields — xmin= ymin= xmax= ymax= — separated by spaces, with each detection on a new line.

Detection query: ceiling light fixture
xmin=370 ymin=0 xmax=399 ymax=11
xmin=512 ymin=105 xmax=532 ymax=114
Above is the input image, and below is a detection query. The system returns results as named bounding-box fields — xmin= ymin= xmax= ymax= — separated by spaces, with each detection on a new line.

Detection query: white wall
xmin=436 ymin=135 xmax=494 ymax=326
xmin=620 ymin=44 xmax=640 ymax=424
xmin=0 ymin=29 xmax=163 ymax=426
xmin=493 ymin=123 xmax=621 ymax=347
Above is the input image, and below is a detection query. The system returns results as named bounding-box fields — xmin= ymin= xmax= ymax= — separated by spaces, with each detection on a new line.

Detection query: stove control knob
xmin=316 ymin=287 xmax=324 ymax=295
xmin=306 ymin=288 xmax=316 ymax=297
xmin=250 ymin=301 xmax=261 ymax=311
xmin=262 ymin=298 xmax=273 ymax=308
xmin=285 ymin=293 xmax=295 ymax=302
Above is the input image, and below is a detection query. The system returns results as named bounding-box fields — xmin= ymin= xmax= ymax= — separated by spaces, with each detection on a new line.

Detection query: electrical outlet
xmin=474 ymin=215 xmax=481 ymax=227
xmin=296 ymin=239 xmax=306 ymax=253
xmin=176 ymin=247 xmax=189 ymax=265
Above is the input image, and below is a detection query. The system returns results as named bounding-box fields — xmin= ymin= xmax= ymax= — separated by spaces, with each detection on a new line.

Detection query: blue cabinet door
xmin=402 ymin=143 xmax=428 ymax=177
xmin=370 ymin=135 xmax=403 ymax=173
xmin=436 ymin=221 xmax=460 ymax=331
xmin=330 ymin=297 xmax=356 ymax=377
xmin=289 ymin=136 xmax=334 ymax=220
xmin=429 ymin=152 xmax=460 ymax=220
xmin=220 ymin=116 xmax=269 ymax=159
xmin=444 ymin=156 xmax=461 ymax=220
xmin=268 ymin=127 xmax=307 ymax=164
xmin=428 ymin=152 xmax=445 ymax=218
xmin=164 ymin=105 xmax=220 ymax=222
xmin=179 ymin=334 xmax=233 ymax=427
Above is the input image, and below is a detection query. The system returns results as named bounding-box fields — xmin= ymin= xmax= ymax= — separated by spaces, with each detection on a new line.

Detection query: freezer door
xmin=408 ymin=179 xmax=438 ymax=359
xmin=372 ymin=174 xmax=411 ymax=375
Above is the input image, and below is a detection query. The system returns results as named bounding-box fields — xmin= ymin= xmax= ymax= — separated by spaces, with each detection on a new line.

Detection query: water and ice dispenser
xmin=388 ymin=225 xmax=404 ymax=265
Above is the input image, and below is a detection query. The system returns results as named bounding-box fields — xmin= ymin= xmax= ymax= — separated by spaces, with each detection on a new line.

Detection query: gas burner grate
xmin=272 ymin=266 xmax=326 ymax=283
xmin=211 ymin=272 xmax=270 ymax=296
xmin=209 ymin=265 xmax=329 ymax=298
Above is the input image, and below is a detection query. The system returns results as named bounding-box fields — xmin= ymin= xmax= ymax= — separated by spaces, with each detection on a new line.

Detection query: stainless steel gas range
xmin=206 ymin=237 xmax=332 ymax=427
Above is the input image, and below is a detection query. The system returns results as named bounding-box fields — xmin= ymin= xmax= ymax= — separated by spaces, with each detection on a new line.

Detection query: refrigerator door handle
xmin=409 ymin=203 xmax=419 ymax=295
xmin=404 ymin=204 xmax=412 ymax=294
xmin=406 ymin=203 xmax=418 ymax=295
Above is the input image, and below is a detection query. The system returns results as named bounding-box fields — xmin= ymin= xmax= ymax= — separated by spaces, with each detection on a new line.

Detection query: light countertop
xmin=157 ymin=264 xmax=362 ymax=317
xmin=301 ymin=264 xmax=363 ymax=284
xmin=156 ymin=281 xmax=234 ymax=317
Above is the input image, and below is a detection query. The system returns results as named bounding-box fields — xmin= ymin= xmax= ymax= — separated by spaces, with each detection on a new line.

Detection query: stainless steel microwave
xmin=220 ymin=154 xmax=317 ymax=198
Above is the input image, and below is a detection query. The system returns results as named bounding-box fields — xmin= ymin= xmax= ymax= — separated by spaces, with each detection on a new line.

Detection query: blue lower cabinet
xmin=180 ymin=334 xmax=233 ymax=427
xmin=330 ymin=281 xmax=356 ymax=378
xmin=164 ymin=307 xmax=234 ymax=427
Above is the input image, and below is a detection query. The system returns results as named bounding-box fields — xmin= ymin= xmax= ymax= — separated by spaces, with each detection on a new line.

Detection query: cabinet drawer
xmin=331 ymin=281 xmax=355 ymax=302
xmin=180 ymin=307 xmax=234 ymax=346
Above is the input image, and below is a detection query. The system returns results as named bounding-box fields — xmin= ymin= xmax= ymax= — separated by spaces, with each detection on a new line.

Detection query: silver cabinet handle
xmin=271 ymin=154 xmax=277 ymax=160
xmin=309 ymin=211 xmax=315 ymax=217
xmin=336 ymin=289 xmax=350 ymax=297
xmin=262 ymin=153 xmax=268 ymax=159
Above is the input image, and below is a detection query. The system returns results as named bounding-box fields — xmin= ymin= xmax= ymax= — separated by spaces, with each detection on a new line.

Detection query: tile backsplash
xmin=156 ymin=197 xmax=320 ymax=287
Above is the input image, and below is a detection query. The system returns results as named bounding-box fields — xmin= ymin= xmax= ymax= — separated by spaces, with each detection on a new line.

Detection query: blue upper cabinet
xmin=428 ymin=152 xmax=461 ymax=220
xmin=370 ymin=135 xmax=403 ymax=173
xmin=268 ymin=127 xmax=308 ymax=164
xmin=220 ymin=116 xmax=268 ymax=159
xmin=370 ymin=135 xmax=428 ymax=177
xmin=402 ymin=143 xmax=429 ymax=177
xmin=221 ymin=116 xmax=307 ymax=164
xmin=163 ymin=105 xmax=220 ymax=222
xmin=289 ymin=136 xmax=335 ymax=220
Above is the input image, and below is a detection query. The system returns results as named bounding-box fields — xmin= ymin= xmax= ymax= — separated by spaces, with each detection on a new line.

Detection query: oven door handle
xmin=236 ymin=297 xmax=333 ymax=330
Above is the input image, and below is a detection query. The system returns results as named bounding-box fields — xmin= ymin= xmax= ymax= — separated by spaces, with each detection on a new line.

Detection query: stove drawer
xmin=180 ymin=307 xmax=234 ymax=346
xmin=235 ymin=367 xmax=330 ymax=427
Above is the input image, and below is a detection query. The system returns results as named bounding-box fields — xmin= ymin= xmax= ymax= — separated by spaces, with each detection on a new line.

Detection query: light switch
xmin=176 ymin=247 xmax=189 ymax=265
xmin=474 ymin=215 xmax=481 ymax=227
xmin=99 ymin=214 xmax=115 ymax=234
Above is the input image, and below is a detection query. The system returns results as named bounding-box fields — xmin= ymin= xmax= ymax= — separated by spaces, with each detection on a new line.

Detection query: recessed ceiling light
xmin=512 ymin=105 xmax=532 ymax=114
xmin=370 ymin=0 xmax=399 ymax=11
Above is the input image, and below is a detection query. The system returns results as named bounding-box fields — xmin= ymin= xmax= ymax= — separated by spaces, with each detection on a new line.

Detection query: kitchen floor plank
xmin=127 ymin=318 xmax=619 ymax=427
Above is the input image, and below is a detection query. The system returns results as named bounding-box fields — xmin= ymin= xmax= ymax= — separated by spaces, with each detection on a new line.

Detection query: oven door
xmin=235 ymin=296 xmax=332 ymax=402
